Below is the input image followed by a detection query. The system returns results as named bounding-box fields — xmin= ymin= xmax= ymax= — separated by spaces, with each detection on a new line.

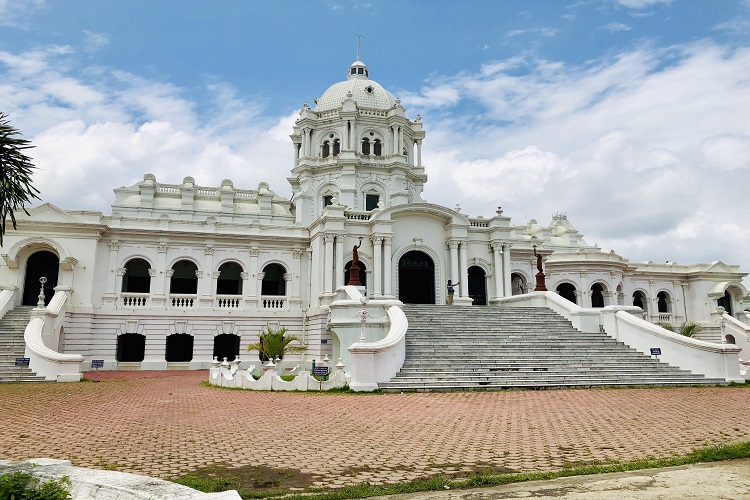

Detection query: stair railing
xmin=721 ymin=313 xmax=750 ymax=363
xmin=25 ymin=286 xmax=83 ymax=381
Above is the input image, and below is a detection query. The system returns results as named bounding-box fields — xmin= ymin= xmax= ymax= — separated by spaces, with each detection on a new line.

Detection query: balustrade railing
xmin=344 ymin=211 xmax=371 ymax=220
xmin=216 ymin=295 xmax=241 ymax=308
xmin=657 ymin=313 xmax=672 ymax=323
xmin=170 ymin=294 xmax=197 ymax=309
xmin=121 ymin=293 xmax=149 ymax=308
xmin=262 ymin=296 xmax=286 ymax=309
xmin=469 ymin=219 xmax=489 ymax=227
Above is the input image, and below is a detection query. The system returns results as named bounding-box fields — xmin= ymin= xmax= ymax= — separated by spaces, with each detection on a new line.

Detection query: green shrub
xmin=0 ymin=471 xmax=71 ymax=500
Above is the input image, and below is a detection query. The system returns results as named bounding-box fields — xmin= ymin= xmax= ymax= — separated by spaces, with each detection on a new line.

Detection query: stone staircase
xmin=0 ymin=306 xmax=48 ymax=382
xmin=378 ymin=305 xmax=727 ymax=392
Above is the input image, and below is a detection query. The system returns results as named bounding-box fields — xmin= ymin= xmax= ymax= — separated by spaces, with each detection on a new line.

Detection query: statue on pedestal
xmin=347 ymin=240 xmax=363 ymax=286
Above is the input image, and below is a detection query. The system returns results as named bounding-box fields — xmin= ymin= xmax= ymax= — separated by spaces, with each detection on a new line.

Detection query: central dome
xmin=315 ymin=61 xmax=397 ymax=112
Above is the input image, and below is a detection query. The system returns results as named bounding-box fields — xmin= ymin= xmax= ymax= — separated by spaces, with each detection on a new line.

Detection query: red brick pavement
xmin=1 ymin=371 xmax=749 ymax=489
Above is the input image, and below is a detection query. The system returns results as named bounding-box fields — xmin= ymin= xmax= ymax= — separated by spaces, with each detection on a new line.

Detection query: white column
xmin=372 ymin=236 xmax=383 ymax=297
xmin=241 ymin=272 xmax=251 ymax=304
xmin=383 ymin=237 xmax=393 ymax=296
xmin=256 ymin=272 xmax=265 ymax=308
xmin=392 ymin=126 xmax=398 ymax=155
xmin=448 ymin=240 xmax=459 ymax=283
xmin=492 ymin=244 xmax=504 ymax=299
xmin=248 ymin=248 xmax=259 ymax=302
xmin=200 ymin=246 xmax=214 ymax=299
xmin=459 ymin=241 xmax=469 ymax=298
xmin=416 ymin=139 xmax=422 ymax=167
xmin=398 ymin=127 xmax=403 ymax=155
xmin=323 ymin=234 xmax=334 ymax=294
xmin=105 ymin=241 xmax=119 ymax=295
xmin=503 ymin=244 xmax=512 ymax=297
xmin=335 ymin=234 xmax=345 ymax=289
xmin=291 ymin=249 xmax=303 ymax=306
xmin=580 ymin=272 xmax=590 ymax=308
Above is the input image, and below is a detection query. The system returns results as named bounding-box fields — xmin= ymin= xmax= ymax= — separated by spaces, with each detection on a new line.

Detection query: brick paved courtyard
xmin=1 ymin=371 xmax=749 ymax=489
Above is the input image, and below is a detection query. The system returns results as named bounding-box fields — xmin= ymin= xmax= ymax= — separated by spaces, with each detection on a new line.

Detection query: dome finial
xmin=355 ymin=33 xmax=364 ymax=62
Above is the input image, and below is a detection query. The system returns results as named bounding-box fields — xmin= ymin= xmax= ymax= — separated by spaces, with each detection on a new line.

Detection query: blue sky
xmin=1 ymin=0 xmax=749 ymax=282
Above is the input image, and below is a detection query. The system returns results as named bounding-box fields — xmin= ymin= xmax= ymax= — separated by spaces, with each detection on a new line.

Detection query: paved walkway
xmin=0 ymin=371 xmax=749 ymax=491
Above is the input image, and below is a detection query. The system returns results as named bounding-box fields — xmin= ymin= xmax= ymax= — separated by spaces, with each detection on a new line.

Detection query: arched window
xmin=116 ymin=333 xmax=145 ymax=362
xmin=217 ymin=262 xmax=243 ymax=295
xmin=591 ymin=283 xmax=605 ymax=308
xmin=165 ymin=334 xmax=194 ymax=362
xmin=122 ymin=258 xmax=151 ymax=293
xmin=213 ymin=333 xmax=240 ymax=362
xmin=261 ymin=264 xmax=287 ymax=296
xmin=657 ymin=291 xmax=670 ymax=313
xmin=365 ymin=193 xmax=380 ymax=211
xmin=511 ymin=273 xmax=526 ymax=296
xmin=373 ymin=139 xmax=382 ymax=156
xmin=556 ymin=283 xmax=577 ymax=304
xmin=361 ymin=138 xmax=370 ymax=155
xmin=322 ymin=141 xmax=330 ymax=158
xmin=333 ymin=139 xmax=340 ymax=156
xmin=170 ymin=260 xmax=198 ymax=294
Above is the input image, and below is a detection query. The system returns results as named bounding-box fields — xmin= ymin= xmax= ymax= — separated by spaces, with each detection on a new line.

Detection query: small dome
xmin=315 ymin=61 xmax=397 ymax=112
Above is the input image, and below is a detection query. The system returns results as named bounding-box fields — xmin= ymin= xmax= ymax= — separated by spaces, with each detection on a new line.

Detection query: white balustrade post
xmin=372 ymin=236 xmax=383 ymax=297
xmin=503 ymin=243 xmax=512 ymax=297
xmin=459 ymin=240 xmax=469 ymax=299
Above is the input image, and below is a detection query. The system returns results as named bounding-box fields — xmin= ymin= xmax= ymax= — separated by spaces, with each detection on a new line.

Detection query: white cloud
xmin=614 ymin=0 xmax=672 ymax=9
xmin=0 ymin=0 xmax=46 ymax=28
xmin=0 ymin=46 xmax=296 ymax=212
xmin=600 ymin=22 xmax=632 ymax=32
xmin=83 ymin=31 xmax=110 ymax=52
xmin=401 ymin=42 xmax=750 ymax=275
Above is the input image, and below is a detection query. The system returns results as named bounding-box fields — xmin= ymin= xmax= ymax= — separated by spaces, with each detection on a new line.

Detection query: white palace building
xmin=1 ymin=59 xmax=749 ymax=386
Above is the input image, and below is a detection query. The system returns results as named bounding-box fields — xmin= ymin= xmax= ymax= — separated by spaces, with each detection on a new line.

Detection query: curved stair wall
xmin=24 ymin=288 xmax=83 ymax=382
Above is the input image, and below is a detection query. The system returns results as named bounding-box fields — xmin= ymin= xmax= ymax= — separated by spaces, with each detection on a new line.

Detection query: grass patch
xmin=174 ymin=441 xmax=750 ymax=499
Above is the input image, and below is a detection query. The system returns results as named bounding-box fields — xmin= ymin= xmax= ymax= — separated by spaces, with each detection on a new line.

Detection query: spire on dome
xmin=348 ymin=34 xmax=370 ymax=80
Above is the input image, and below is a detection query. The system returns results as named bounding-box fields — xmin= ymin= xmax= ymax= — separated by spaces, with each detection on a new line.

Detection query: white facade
xmin=1 ymin=59 xmax=748 ymax=377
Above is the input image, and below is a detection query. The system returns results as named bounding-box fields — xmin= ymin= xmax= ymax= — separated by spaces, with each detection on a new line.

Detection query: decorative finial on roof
xmin=355 ymin=33 xmax=364 ymax=61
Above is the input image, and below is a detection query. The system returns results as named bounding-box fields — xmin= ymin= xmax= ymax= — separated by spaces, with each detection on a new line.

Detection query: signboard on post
xmin=15 ymin=358 xmax=30 ymax=367
xmin=313 ymin=366 xmax=329 ymax=377
xmin=650 ymin=348 xmax=662 ymax=356
xmin=91 ymin=360 xmax=104 ymax=369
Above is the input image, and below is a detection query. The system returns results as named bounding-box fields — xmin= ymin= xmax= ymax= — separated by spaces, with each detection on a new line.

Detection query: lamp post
xmin=532 ymin=245 xmax=547 ymax=292
xmin=37 ymin=276 xmax=48 ymax=307
xmin=354 ymin=296 xmax=371 ymax=342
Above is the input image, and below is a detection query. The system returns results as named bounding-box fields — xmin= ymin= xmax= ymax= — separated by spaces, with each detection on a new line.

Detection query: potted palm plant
xmin=247 ymin=326 xmax=306 ymax=362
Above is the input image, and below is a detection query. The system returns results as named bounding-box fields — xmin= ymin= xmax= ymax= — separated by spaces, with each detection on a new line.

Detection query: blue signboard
xmin=15 ymin=358 xmax=30 ymax=367
xmin=91 ymin=360 xmax=104 ymax=369
xmin=650 ymin=348 xmax=662 ymax=356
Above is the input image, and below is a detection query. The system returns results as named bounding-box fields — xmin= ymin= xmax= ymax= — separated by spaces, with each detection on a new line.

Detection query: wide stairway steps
xmin=0 ymin=306 xmax=48 ymax=383
xmin=378 ymin=305 xmax=727 ymax=392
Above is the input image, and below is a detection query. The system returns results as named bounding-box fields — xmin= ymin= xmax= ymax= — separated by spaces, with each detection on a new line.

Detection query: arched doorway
xmin=344 ymin=260 xmax=367 ymax=288
xmin=556 ymin=283 xmax=577 ymax=304
xmin=213 ymin=333 xmax=240 ymax=362
xmin=468 ymin=266 xmax=486 ymax=305
xmin=22 ymin=250 xmax=59 ymax=306
xmin=657 ymin=291 xmax=670 ymax=314
xmin=591 ymin=283 xmax=605 ymax=308
xmin=718 ymin=290 xmax=733 ymax=315
xmin=398 ymin=251 xmax=435 ymax=304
